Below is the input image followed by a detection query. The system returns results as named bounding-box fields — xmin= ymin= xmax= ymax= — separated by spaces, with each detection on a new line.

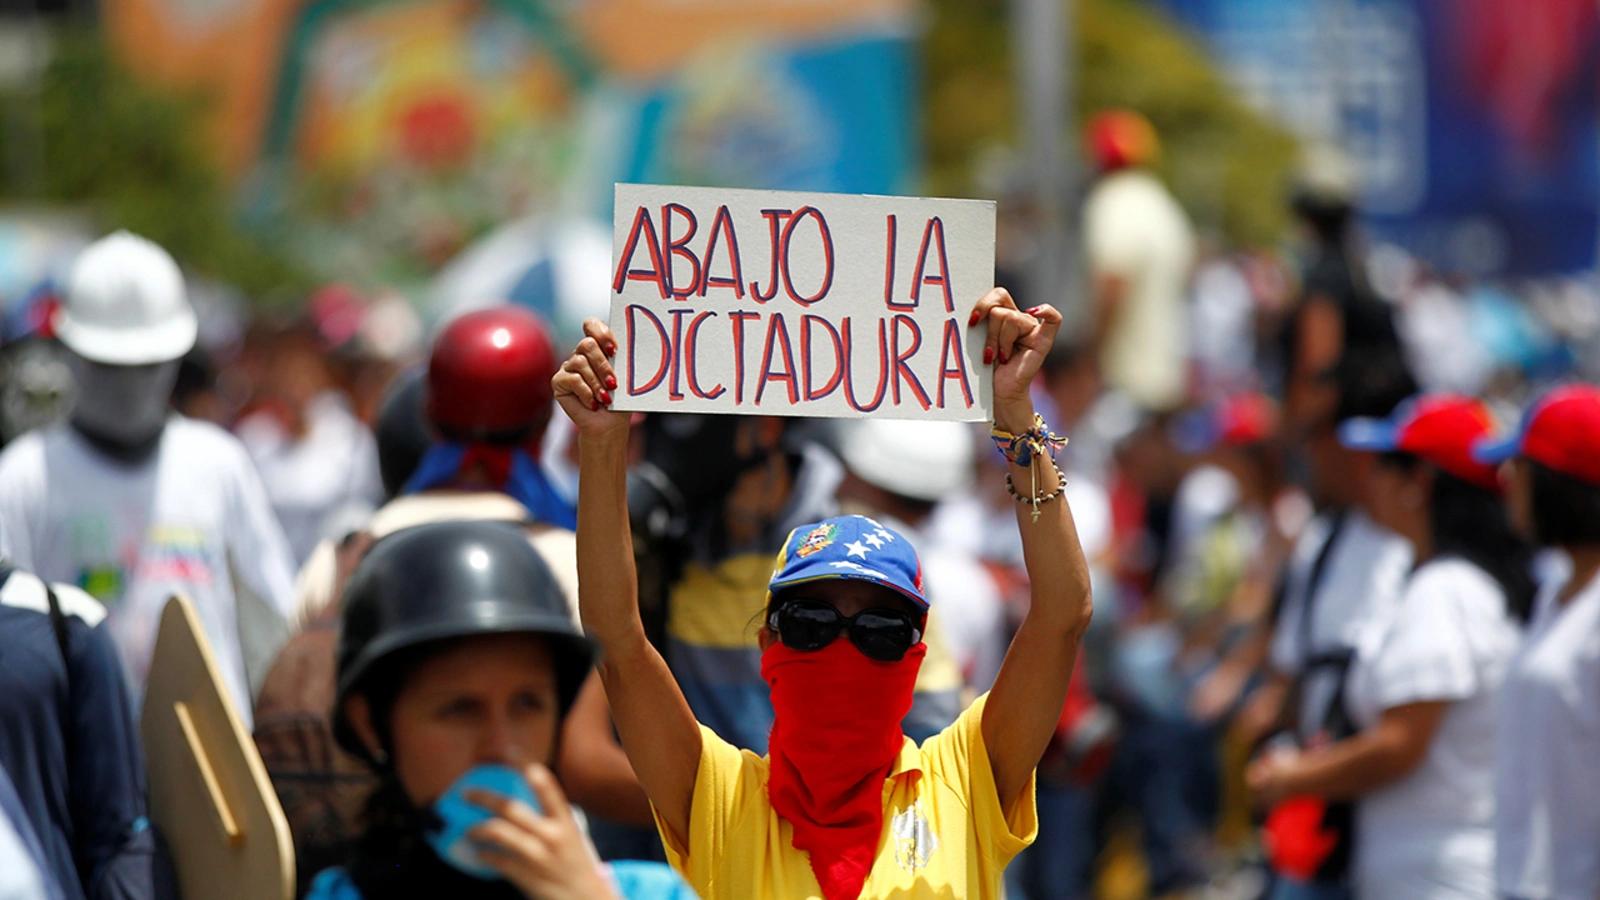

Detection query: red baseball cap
xmin=1338 ymin=394 xmax=1501 ymax=492
xmin=1218 ymin=392 xmax=1278 ymax=446
xmin=1473 ymin=384 xmax=1600 ymax=487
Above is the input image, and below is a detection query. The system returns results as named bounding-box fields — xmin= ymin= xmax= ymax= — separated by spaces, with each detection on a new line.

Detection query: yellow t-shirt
xmin=654 ymin=693 xmax=1037 ymax=900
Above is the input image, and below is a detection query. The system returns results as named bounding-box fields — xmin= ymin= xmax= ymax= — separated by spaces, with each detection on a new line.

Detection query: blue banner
xmin=1157 ymin=0 xmax=1600 ymax=275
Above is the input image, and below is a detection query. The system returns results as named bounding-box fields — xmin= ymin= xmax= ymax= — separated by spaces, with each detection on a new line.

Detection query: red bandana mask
xmin=762 ymin=637 xmax=926 ymax=900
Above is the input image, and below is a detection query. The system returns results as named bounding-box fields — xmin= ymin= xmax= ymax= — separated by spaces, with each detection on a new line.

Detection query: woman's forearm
xmin=576 ymin=428 xmax=642 ymax=648
xmin=1277 ymin=701 xmax=1447 ymax=802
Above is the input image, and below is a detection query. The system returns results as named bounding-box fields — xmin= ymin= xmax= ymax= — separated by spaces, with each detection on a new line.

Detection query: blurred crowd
xmin=1 ymin=108 xmax=1599 ymax=900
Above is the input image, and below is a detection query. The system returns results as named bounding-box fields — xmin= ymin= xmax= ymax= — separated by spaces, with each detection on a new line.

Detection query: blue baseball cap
xmin=768 ymin=515 xmax=927 ymax=609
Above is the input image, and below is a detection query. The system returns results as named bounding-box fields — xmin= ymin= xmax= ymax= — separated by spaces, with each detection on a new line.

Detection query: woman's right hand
xmin=552 ymin=318 xmax=630 ymax=438
xmin=466 ymin=763 xmax=622 ymax=900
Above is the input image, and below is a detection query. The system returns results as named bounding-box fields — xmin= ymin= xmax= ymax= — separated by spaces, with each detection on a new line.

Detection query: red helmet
xmin=426 ymin=306 xmax=557 ymax=443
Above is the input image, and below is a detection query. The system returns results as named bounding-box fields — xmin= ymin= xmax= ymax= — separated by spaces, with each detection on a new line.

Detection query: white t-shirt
xmin=1270 ymin=509 xmax=1413 ymax=740
xmin=1083 ymin=168 xmax=1196 ymax=412
xmin=0 ymin=419 xmax=298 ymax=727
xmin=0 ymin=805 xmax=49 ymax=900
xmin=1347 ymin=559 xmax=1521 ymax=900
xmin=236 ymin=391 xmax=384 ymax=566
xmin=1495 ymin=567 xmax=1600 ymax=900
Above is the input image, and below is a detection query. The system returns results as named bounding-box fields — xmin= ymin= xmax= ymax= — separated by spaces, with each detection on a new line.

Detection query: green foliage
xmin=0 ymin=30 xmax=306 ymax=300
xmin=924 ymin=0 xmax=1301 ymax=247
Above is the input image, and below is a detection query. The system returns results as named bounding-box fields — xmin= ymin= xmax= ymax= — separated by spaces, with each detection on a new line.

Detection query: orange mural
xmin=103 ymin=0 xmax=910 ymax=178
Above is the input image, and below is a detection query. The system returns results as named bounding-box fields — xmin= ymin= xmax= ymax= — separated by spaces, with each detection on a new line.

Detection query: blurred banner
xmin=103 ymin=0 xmax=918 ymax=285
xmin=1157 ymin=0 xmax=1600 ymax=276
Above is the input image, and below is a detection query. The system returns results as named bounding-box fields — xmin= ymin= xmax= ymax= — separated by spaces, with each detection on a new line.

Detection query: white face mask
xmin=68 ymin=353 xmax=178 ymax=446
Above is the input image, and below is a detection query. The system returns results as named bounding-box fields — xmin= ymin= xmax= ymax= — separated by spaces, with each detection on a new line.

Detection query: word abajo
xmin=623 ymin=304 xmax=977 ymax=415
xmin=608 ymin=191 xmax=992 ymax=421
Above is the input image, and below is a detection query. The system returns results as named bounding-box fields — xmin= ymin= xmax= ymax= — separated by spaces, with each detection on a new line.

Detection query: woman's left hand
xmin=466 ymin=763 xmax=621 ymax=900
xmin=968 ymin=288 xmax=1062 ymax=433
xmin=1246 ymin=753 xmax=1297 ymax=810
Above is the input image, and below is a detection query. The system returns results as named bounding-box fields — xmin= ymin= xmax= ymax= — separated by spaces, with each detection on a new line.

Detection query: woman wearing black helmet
xmin=555 ymin=289 xmax=1094 ymax=900
xmin=307 ymin=520 xmax=695 ymax=900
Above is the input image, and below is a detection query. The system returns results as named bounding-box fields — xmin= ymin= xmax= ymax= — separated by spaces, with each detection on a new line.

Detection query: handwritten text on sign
xmin=608 ymin=184 xmax=996 ymax=421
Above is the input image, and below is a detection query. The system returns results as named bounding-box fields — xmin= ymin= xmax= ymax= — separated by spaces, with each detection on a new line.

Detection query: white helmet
xmin=53 ymin=231 xmax=197 ymax=365
xmin=839 ymin=418 xmax=976 ymax=502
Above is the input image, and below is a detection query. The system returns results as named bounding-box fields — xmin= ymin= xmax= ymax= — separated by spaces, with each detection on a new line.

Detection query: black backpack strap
xmin=1296 ymin=509 xmax=1348 ymax=657
xmin=45 ymin=584 xmax=72 ymax=672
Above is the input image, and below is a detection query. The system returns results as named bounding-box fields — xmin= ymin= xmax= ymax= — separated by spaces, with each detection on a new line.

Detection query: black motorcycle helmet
xmin=374 ymin=367 xmax=430 ymax=500
xmin=333 ymin=520 xmax=595 ymax=762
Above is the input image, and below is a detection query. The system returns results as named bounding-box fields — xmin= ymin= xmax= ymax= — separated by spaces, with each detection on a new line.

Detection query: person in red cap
xmin=1248 ymin=394 xmax=1535 ymax=900
xmin=1475 ymin=384 xmax=1600 ymax=900
xmin=1082 ymin=109 xmax=1196 ymax=415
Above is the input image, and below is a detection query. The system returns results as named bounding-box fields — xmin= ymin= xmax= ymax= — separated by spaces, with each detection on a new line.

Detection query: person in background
xmin=0 ymin=231 xmax=297 ymax=727
xmin=1476 ymin=385 xmax=1600 ymax=900
xmin=558 ymin=286 xmax=1092 ymax=899
xmin=1082 ymin=108 xmax=1197 ymax=417
xmin=1249 ymin=395 xmax=1535 ymax=900
xmin=262 ymin=306 xmax=650 ymax=888
xmin=635 ymin=412 xmax=963 ymax=754
xmin=235 ymin=319 xmax=384 ymax=566
xmin=1279 ymin=146 xmax=1405 ymax=432
xmin=0 ymin=554 xmax=175 ymax=900
xmin=309 ymin=521 xmax=695 ymax=900
xmin=1235 ymin=353 xmax=1414 ymax=871
xmin=836 ymin=418 xmax=1004 ymax=695
xmin=292 ymin=305 xmax=578 ymax=625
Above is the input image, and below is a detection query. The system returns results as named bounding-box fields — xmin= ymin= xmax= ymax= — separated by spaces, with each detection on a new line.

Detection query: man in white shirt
xmin=1082 ymin=109 xmax=1196 ymax=414
xmin=0 ymin=232 xmax=297 ymax=726
xmin=235 ymin=327 xmax=384 ymax=565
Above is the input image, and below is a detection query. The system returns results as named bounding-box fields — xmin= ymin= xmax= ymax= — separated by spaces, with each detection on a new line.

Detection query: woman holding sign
xmin=554 ymin=288 xmax=1093 ymax=900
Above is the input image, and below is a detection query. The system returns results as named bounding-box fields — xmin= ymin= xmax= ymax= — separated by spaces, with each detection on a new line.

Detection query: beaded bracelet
xmin=1005 ymin=470 xmax=1067 ymax=522
xmin=990 ymin=414 xmax=1068 ymax=468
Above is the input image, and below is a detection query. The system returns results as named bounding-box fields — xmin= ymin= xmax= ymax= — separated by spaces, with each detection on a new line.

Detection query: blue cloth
xmin=0 ymin=573 xmax=154 ymax=900
xmin=1266 ymin=873 xmax=1351 ymax=900
xmin=307 ymin=861 xmax=699 ymax=899
xmin=1005 ymin=783 xmax=1095 ymax=900
xmin=403 ymin=443 xmax=576 ymax=530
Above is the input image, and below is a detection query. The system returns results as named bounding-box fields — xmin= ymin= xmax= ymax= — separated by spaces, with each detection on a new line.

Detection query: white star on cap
xmin=864 ymin=533 xmax=886 ymax=550
xmin=845 ymin=540 xmax=869 ymax=559
xmin=873 ymin=528 xmax=896 ymax=543
xmin=830 ymin=561 xmax=889 ymax=578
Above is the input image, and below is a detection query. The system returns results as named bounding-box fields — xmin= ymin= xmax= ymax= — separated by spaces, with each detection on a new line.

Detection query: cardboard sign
xmin=142 ymin=597 xmax=295 ymax=900
xmin=608 ymin=184 xmax=996 ymax=421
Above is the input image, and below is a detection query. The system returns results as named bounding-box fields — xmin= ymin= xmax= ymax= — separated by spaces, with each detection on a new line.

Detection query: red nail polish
xmin=591 ymin=398 xmax=600 ymax=411
xmin=605 ymin=375 xmax=617 ymax=391
xmin=1027 ymin=305 xmax=1042 ymax=315
xmin=600 ymin=389 xmax=612 ymax=405
xmin=1000 ymin=350 xmax=1009 ymax=364
xmin=605 ymin=344 xmax=616 ymax=357
xmin=968 ymin=310 xmax=981 ymax=326
xmin=983 ymin=347 xmax=994 ymax=365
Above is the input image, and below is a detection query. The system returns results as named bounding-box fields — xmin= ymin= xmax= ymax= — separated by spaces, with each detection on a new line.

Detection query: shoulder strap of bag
xmin=45 ymin=585 xmax=72 ymax=675
xmin=1297 ymin=509 xmax=1348 ymax=657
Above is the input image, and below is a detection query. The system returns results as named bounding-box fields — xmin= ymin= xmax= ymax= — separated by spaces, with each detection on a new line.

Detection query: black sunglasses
xmin=767 ymin=598 xmax=924 ymax=662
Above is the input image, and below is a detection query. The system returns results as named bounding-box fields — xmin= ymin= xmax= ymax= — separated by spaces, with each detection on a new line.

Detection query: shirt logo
xmin=890 ymin=801 xmax=938 ymax=873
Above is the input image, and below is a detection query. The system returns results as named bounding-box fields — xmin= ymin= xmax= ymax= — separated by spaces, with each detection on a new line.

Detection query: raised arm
xmin=972 ymin=289 xmax=1095 ymax=809
xmin=552 ymin=319 xmax=702 ymax=844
